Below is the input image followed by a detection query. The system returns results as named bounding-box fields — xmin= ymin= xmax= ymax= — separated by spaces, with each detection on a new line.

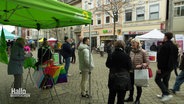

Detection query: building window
xmin=84 ymin=1 xmax=88 ymax=10
xmin=112 ymin=13 xmax=118 ymax=22
xmin=136 ymin=7 xmax=145 ymax=21
xmin=96 ymin=14 xmax=101 ymax=25
xmin=105 ymin=0 xmax=110 ymax=4
xmin=174 ymin=1 xmax=184 ymax=17
xmin=96 ymin=0 xmax=101 ymax=7
xmin=91 ymin=19 xmax=93 ymax=25
xmin=149 ymin=4 xmax=159 ymax=20
xmin=89 ymin=0 xmax=94 ymax=9
xmin=125 ymin=9 xmax=132 ymax=21
xmin=105 ymin=13 xmax=110 ymax=23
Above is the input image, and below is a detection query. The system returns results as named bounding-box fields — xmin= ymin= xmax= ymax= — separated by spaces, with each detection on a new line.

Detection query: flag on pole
xmin=0 ymin=28 xmax=8 ymax=64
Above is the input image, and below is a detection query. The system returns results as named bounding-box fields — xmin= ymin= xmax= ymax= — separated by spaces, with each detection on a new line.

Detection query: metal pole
xmin=18 ymin=27 xmax=21 ymax=36
xmin=88 ymin=24 xmax=92 ymax=104
xmin=37 ymin=30 xmax=40 ymax=48
xmin=113 ymin=12 xmax=116 ymax=41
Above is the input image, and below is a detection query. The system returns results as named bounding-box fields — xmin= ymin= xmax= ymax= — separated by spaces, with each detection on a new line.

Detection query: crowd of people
xmin=105 ymin=32 xmax=183 ymax=104
xmin=6 ymin=32 xmax=184 ymax=104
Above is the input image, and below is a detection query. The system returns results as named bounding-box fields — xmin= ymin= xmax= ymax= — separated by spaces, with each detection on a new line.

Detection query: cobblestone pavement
xmin=0 ymin=50 xmax=183 ymax=104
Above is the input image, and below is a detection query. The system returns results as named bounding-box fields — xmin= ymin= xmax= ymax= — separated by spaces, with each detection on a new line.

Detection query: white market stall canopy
xmin=48 ymin=37 xmax=57 ymax=42
xmin=136 ymin=29 xmax=164 ymax=40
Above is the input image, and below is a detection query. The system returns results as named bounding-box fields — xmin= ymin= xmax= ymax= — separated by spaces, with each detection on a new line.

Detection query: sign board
xmin=148 ymin=51 xmax=157 ymax=62
xmin=53 ymin=53 xmax=60 ymax=65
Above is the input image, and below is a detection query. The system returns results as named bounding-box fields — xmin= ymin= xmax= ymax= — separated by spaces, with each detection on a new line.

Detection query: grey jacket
xmin=8 ymin=43 xmax=25 ymax=75
xmin=78 ymin=43 xmax=94 ymax=72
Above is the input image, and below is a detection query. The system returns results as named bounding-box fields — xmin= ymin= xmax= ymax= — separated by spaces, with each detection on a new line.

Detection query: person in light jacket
xmin=78 ymin=37 xmax=94 ymax=98
xmin=8 ymin=38 xmax=25 ymax=89
xmin=124 ymin=38 xmax=149 ymax=104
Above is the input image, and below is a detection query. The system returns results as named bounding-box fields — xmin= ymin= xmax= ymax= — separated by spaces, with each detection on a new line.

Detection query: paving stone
xmin=0 ymin=50 xmax=183 ymax=104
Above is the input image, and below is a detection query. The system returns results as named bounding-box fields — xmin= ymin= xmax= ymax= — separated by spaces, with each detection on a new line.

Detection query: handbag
xmin=134 ymin=69 xmax=149 ymax=87
xmin=148 ymin=67 xmax=153 ymax=78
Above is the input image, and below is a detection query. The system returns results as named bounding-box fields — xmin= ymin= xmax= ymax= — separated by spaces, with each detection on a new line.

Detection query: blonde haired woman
xmin=124 ymin=38 xmax=149 ymax=104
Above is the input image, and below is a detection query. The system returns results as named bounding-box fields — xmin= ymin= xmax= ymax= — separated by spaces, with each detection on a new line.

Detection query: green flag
xmin=0 ymin=28 xmax=8 ymax=64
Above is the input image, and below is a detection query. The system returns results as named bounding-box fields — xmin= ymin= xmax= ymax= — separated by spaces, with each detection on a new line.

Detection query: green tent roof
xmin=0 ymin=0 xmax=92 ymax=29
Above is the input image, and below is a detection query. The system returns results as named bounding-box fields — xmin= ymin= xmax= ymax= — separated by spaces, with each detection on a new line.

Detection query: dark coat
xmin=61 ymin=42 xmax=72 ymax=58
xmin=106 ymin=48 xmax=132 ymax=90
xmin=157 ymin=41 xmax=178 ymax=72
xmin=8 ymin=43 xmax=25 ymax=75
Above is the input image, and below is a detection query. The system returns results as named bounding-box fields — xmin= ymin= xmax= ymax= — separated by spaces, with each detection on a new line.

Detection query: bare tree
xmin=96 ymin=0 xmax=129 ymax=41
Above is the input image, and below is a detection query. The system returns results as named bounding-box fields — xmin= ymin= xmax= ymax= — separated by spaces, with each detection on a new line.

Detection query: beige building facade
xmin=81 ymin=0 xmax=123 ymax=48
xmin=81 ymin=0 xmax=168 ymax=47
xmin=122 ymin=0 xmax=167 ymax=40
xmin=173 ymin=0 xmax=184 ymax=34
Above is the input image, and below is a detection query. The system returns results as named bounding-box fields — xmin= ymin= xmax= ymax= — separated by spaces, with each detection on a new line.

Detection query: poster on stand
xmin=148 ymin=51 xmax=157 ymax=62
xmin=175 ymin=34 xmax=184 ymax=52
xmin=53 ymin=53 xmax=60 ymax=65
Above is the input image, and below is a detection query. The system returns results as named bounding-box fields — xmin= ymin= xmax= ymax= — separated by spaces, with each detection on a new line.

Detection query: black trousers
xmin=71 ymin=52 xmax=76 ymax=63
xmin=108 ymin=88 xmax=126 ymax=104
xmin=128 ymin=72 xmax=142 ymax=101
xmin=155 ymin=70 xmax=171 ymax=95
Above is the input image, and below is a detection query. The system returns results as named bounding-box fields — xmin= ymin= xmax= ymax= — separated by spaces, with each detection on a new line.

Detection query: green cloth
xmin=24 ymin=57 xmax=36 ymax=70
xmin=0 ymin=28 xmax=8 ymax=64
xmin=0 ymin=0 xmax=92 ymax=29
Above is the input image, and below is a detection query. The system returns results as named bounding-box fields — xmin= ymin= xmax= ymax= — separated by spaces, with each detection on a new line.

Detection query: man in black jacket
xmin=61 ymin=36 xmax=72 ymax=76
xmin=155 ymin=32 xmax=178 ymax=102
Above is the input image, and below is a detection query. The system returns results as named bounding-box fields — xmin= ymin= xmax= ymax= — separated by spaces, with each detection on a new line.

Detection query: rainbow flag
xmin=57 ymin=65 xmax=67 ymax=83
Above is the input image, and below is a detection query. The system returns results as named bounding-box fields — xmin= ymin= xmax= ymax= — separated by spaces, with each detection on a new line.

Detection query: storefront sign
xmin=103 ymin=30 xmax=112 ymax=34
xmin=128 ymin=31 xmax=148 ymax=35
xmin=83 ymin=31 xmax=98 ymax=36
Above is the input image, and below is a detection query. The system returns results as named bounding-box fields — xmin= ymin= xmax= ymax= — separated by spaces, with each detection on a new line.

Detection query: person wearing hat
xmin=61 ymin=36 xmax=72 ymax=76
xmin=124 ymin=38 xmax=149 ymax=104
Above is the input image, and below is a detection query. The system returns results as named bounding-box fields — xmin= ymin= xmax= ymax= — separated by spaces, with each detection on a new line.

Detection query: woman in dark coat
xmin=106 ymin=40 xmax=132 ymax=104
xmin=8 ymin=38 xmax=25 ymax=89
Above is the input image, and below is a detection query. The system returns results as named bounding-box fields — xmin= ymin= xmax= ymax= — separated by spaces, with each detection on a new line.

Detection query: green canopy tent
xmin=0 ymin=0 xmax=92 ymax=29
xmin=0 ymin=0 xmax=93 ymax=103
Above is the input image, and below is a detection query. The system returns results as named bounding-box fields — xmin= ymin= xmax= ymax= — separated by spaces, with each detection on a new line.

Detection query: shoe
xmin=124 ymin=97 xmax=133 ymax=102
xmin=169 ymin=89 xmax=176 ymax=94
xmin=156 ymin=94 xmax=162 ymax=99
xmin=81 ymin=93 xmax=89 ymax=98
xmin=67 ymin=74 xmax=72 ymax=77
xmin=133 ymin=100 xmax=140 ymax=104
xmin=161 ymin=95 xmax=173 ymax=102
